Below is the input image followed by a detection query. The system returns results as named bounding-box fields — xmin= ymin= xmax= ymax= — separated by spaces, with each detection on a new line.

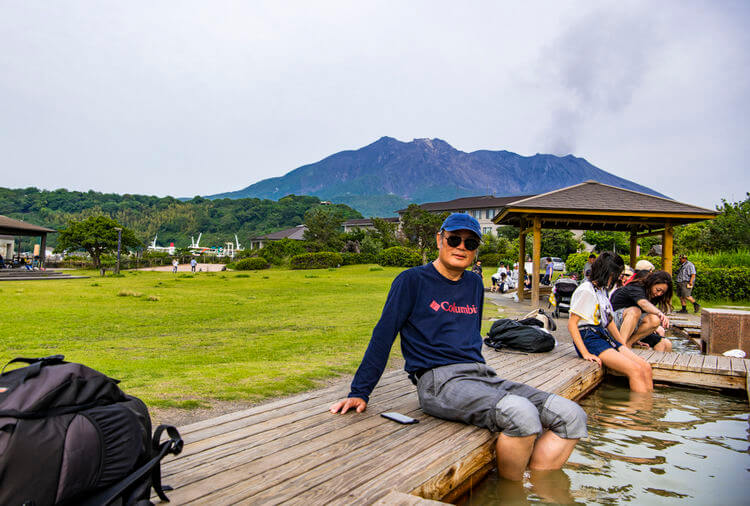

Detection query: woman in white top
xmin=568 ymin=252 xmax=653 ymax=392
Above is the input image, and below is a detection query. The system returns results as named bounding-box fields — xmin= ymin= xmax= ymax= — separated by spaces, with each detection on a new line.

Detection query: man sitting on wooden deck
xmin=330 ymin=213 xmax=587 ymax=481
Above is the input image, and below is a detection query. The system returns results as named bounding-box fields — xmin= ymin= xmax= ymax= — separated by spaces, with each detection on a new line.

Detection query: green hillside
xmin=0 ymin=187 xmax=362 ymax=251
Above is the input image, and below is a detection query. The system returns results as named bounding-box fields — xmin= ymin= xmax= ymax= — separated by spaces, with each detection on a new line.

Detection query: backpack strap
xmin=78 ymin=424 xmax=183 ymax=506
xmin=1 ymin=355 xmax=66 ymax=379
xmin=151 ymin=424 xmax=184 ymax=502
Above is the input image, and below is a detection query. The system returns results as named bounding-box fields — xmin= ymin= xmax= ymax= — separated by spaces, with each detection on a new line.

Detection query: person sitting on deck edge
xmin=568 ymin=252 xmax=653 ymax=393
xmin=330 ymin=213 xmax=588 ymax=481
xmin=610 ymin=269 xmax=674 ymax=352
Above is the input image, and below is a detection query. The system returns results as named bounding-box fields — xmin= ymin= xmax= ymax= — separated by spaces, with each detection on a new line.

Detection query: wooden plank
xmin=287 ymin=426 xmax=489 ymax=505
xmin=686 ymin=354 xmax=706 ymax=373
xmin=168 ymin=379 xmax=416 ymax=465
xmin=673 ymin=353 xmax=692 ymax=371
xmin=644 ymin=350 xmax=664 ymax=365
xmin=500 ymin=350 xmax=583 ymax=388
xmin=214 ymin=419 xmax=468 ymax=505
xmin=609 ymin=368 xmax=746 ymax=390
xmin=163 ymin=385 xmax=422 ymax=485
xmin=525 ymin=356 xmax=598 ymax=395
xmin=730 ymin=357 xmax=748 ymax=375
xmin=702 ymin=354 xmax=718 ymax=373
xmin=716 ymin=356 xmax=735 ymax=376
xmin=657 ymin=351 xmax=681 ymax=370
xmin=372 ymin=491 xmax=448 ymax=505
xmin=546 ymin=361 xmax=604 ymax=401
xmin=636 ymin=348 xmax=659 ymax=363
xmin=172 ymin=405 xmax=443 ymax=504
xmin=178 ymin=366 xmax=407 ymax=436
xmin=163 ymin=386 xmax=418 ymax=481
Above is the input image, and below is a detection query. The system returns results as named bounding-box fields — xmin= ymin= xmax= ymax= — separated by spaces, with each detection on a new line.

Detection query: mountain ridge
xmin=208 ymin=137 xmax=667 ymax=217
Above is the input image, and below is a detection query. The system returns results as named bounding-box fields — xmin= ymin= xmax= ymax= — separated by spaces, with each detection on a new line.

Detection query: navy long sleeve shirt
xmin=348 ymin=262 xmax=485 ymax=402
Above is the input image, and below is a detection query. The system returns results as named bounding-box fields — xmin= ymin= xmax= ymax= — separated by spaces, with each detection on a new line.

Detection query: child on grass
xmin=568 ymin=252 xmax=653 ymax=392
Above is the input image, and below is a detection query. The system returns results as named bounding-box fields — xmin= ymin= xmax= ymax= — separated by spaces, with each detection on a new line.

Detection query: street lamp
xmin=114 ymin=227 xmax=122 ymax=274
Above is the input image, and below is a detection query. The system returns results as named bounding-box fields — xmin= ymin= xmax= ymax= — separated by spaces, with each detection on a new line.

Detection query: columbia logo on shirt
xmin=429 ymin=300 xmax=478 ymax=315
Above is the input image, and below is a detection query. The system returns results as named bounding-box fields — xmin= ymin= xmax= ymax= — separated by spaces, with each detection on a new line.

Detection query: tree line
xmin=0 ymin=187 xmax=361 ymax=251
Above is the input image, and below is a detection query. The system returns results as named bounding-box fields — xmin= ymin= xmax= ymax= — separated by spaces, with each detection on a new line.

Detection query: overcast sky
xmin=1 ymin=1 xmax=748 ymax=209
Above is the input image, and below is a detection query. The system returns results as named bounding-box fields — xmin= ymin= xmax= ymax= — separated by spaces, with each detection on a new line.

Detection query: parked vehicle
xmin=550 ymin=257 xmax=565 ymax=271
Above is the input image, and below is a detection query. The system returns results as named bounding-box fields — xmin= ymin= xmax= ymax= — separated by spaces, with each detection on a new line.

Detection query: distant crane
xmin=147 ymin=235 xmax=176 ymax=255
xmin=190 ymin=233 xmax=202 ymax=249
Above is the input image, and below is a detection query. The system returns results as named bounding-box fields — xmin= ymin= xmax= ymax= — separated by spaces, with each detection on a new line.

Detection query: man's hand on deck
xmin=329 ymin=397 xmax=367 ymax=414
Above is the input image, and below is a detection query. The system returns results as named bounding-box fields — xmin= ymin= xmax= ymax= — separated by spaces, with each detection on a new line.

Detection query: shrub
xmin=690 ymin=267 xmax=750 ymax=301
xmin=377 ymin=246 xmax=421 ymax=267
xmin=564 ymin=252 xmax=590 ymax=275
xmin=258 ymin=238 xmax=311 ymax=265
xmin=478 ymin=253 xmax=500 ymax=266
xmin=290 ymin=252 xmax=343 ymax=270
xmin=234 ymin=257 xmax=270 ymax=270
xmin=341 ymin=252 xmax=377 ymax=265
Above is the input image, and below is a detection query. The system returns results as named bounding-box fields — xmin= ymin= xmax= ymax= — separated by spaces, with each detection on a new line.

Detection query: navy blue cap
xmin=440 ymin=213 xmax=482 ymax=239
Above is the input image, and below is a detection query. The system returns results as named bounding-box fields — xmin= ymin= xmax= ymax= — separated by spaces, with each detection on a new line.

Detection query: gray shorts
xmin=416 ymin=363 xmax=587 ymax=439
xmin=613 ymin=307 xmax=646 ymax=330
xmin=676 ymin=281 xmax=692 ymax=298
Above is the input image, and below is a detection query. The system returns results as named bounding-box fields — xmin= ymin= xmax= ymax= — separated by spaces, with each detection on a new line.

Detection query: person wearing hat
xmin=675 ymin=254 xmax=700 ymax=313
xmin=330 ymin=213 xmax=587 ymax=481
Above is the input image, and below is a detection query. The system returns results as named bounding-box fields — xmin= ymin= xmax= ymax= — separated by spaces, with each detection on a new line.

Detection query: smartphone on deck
xmin=381 ymin=412 xmax=419 ymax=424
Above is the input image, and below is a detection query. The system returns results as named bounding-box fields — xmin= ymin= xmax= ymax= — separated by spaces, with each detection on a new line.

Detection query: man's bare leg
xmin=529 ymin=430 xmax=579 ymax=470
xmin=496 ymin=433 xmax=535 ymax=481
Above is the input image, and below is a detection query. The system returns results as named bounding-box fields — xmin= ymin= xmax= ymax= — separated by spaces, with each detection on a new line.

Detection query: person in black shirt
xmin=610 ymin=270 xmax=673 ymax=351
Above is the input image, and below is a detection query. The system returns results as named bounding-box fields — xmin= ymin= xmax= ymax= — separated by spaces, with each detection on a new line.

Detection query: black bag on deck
xmin=0 ymin=355 xmax=183 ymax=506
xmin=484 ymin=319 xmax=556 ymax=353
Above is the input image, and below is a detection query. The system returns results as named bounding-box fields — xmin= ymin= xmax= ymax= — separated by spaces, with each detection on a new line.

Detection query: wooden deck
xmin=158 ymin=344 xmax=749 ymax=505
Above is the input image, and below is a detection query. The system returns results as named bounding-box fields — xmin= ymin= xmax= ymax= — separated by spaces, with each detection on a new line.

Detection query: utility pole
xmin=115 ymin=227 xmax=122 ymax=274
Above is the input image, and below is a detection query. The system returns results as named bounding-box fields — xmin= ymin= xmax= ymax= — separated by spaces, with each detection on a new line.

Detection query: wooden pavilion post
xmin=662 ymin=222 xmax=674 ymax=275
xmin=40 ymin=233 xmax=47 ymax=269
xmin=629 ymin=228 xmax=638 ymax=267
xmin=531 ymin=216 xmax=541 ymax=308
xmin=517 ymin=224 xmax=526 ymax=301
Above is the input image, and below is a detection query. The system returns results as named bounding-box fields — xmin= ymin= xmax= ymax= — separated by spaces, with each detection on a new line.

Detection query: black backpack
xmin=484 ymin=318 xmax=556 ymax=353
xmin=0 ymin=355 xmax=183 ymax=506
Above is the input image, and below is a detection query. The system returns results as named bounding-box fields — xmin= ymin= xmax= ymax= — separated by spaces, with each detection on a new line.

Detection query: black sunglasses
xmin=444 ymin=234 xmax=480 ymax=251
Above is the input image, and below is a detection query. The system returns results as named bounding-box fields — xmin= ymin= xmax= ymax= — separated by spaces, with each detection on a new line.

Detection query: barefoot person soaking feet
xmin=610 ymin=270 xmax=674 ymax=352
xmin=568 ymin=252 xmax=653 ymax=392
xmin=330 ymin=213 xmax=588 ymax=481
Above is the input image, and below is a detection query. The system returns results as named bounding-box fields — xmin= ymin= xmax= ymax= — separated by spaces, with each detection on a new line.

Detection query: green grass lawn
xmin=0 ymin=266 xmax=500 ymax=410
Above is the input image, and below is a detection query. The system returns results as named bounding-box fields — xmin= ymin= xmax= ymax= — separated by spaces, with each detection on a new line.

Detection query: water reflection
xmin=461 ymin=379 xmax=749 ymax=505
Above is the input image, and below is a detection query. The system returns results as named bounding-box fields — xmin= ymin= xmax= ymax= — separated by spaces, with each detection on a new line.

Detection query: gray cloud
xmin=538 ymin=4 xmax=661 ymax=155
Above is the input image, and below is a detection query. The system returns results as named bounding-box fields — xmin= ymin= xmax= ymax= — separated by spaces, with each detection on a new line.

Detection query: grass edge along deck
xmin=159 ymin=344 xmax=748 ymax=505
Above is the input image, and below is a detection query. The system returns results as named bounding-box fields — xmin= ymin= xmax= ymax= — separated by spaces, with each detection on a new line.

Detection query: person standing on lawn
xmin=675 ymin=254 xmax=700 ymax=313
xmin=542 ymin=257 xmax=554 ymax=285
xmin=330 ymin=213 xmax=587 ymax=481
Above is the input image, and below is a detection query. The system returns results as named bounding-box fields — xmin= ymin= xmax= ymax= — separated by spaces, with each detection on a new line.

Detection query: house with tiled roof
xmin=342 ymin=217 xmax=400 ymax=233
xmin=399 ymin=195 xmax=535 ymax=236
xmin=249 ymin=225 xmax=307 ymax=250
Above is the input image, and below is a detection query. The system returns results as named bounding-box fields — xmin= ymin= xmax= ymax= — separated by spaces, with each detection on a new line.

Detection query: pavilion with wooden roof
xmin=0 ymin=214 xmax=56 ymax=267
xmin=492 ymin=181 xmax=718 ymax=306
